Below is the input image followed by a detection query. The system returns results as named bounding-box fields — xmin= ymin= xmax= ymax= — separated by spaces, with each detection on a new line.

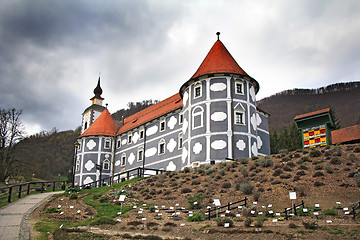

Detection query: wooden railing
xmin=79 ymin=167 xmax=167 ymax=189
xmin=0 ymin=181 xmax=66 ymax=203
xmin=206 ymin=197 xmax=248 ymax=220
xmin=283 ymin=200 xmax=305 ymax=220
xmin=352 ymin=201 xmax=360 ymax=220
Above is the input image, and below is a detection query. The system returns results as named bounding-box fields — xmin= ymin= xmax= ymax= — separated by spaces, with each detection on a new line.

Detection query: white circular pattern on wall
xmin=166 ymin=161 xmax=177 ymax=171
xmin=250 ymin=113 xmax=257 ymax=131
xmin=193 ymin=142 xmax=203 ymax=154
xmin=105 ymin=154 xmax=110 ymax=159
xmin=86 ymin=140 xmax=96 ymax=150
xmin=236 ymin=139 xmax=246 ymax=151
xmin=256 ymin=113 xmax=262 ymax=126
xmin=128 ymin=153 xmax=135 ymax=165
xmin=211 ymin=140 xmax=227 ymax=150
xmin=85 ymin=160 xmax=95 ymax=171
xmin=83 ymin=176 xmax=93 ymax=185
xmin=251 ymin=142 xmax=258 ymax=156
xmin=257 ymin=136 xmax=263 ymax=149
xmin=115 ymin=160 xmax=121 ymax=166
xmin=210 ymin=82 xmax=227 ymax=92
xmin=167 ymin=138 xmax=177 ymax=153
xmin=182 ymin=118 xmax=188 ymax=134
xmin=168 ymin=116 xmax=177 ymax=130
xmin=132 ymin=132 xmax=139 ymax=144
xmin=146 ymin=125 xmax=158 ymax=136
xmin=211 ymin=112 xmax=227 ymax=122
xmin=183 ymin=91 xmax=189 ymax=106
xmin=182 ymin=146 xmax=188 ymax=163
xmin=250 ymin=86 xmax=256 ymax=102
xmin=121 ymin=139 xmax=127 ymax=145
xmin=145 ymin=147 xmax=157 ymax=157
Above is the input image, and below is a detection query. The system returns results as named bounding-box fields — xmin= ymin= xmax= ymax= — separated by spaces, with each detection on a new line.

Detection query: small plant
xmin=302 ymin=221 xmax=318 ymax=230
xmin=254 ymin=220 xmax=264 ymax=228
xmin=330 ymin=157 xmax=341 ymax=165
xmin=314 ymin=181 xmax=325 ymax=187
xmin=187 ymin=212 xmax=205 ymax=222
xmin=260 ymin=158 xmax=274 ymax=167
xmin=280 ymin=174 xmax=292 ymax=179
xmin=216 ymin=218 xmax=234 ymax=227
xmin=322 ymin=209 xmax=337 ymax=216
xmin=282 ymin=166 xmax=292 ymax=172
xmin=240 ymin=167 xmax=248 ymax=177
xmin=244 ymin=218 xmax=253 ymax=227
xmin=91 ymin=217 xmax=117 ymax=226
xmin=237 ymin=157 xmax=249 ymax=165
xmin=349 ymin=153 xmax=357 ymax=161
xmin=353 ymin=173 xmax=360 ymax=187
xmin=309 ymin=150 xmax=321 ymax=157
xmin=253 ymin=191 xmax=261 ymax=201
xmin=146 ymin=222 xmax=159 ymax=229
xmin=315 ymin=164 xmax=323 ymax=170
xmin=44 ymin=207 xmax=61 ymax=213
xmin=99 ymin=196 xmax=107 ymax=203
xmin=69 ymin=193 xmax=78 ymax=200
xmin=205 ymin=167 xmax=215 ymax=175
xmin=296 ymin=170 xmax=306 ymax=176
xmin=187 ymin=193 xmax=205 ymax=209
xmin=289 ymin=223 xmax=298 ymax=228
xmin=313 ymin=171 xmax=324 ymax=177
xmin=236 ymin=182 xmax=254 ymax=194
xmin=164 ymin=222 xmax=177 ymax=227
xmin=279 ymin=149 xmax=289 ymax=154
xmin=221 ymin=182 xmax=231 ymax=188
xmin=273 ymin=169 xmax=283 ymax=177
xmin=181 ymin=188 xmax=192 ymax=194
xmin=325 ymin=165 xmax=334 ymax=173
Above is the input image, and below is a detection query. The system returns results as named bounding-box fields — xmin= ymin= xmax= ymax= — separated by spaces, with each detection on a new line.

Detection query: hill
xmin=31 ymin=143 xmax=360 ymax=239
xmin=258 ymin=81 xmax=360 ymax=131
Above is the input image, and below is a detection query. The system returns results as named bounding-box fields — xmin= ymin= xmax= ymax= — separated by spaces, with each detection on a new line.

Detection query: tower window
xmin=160 ymin=119 xmax=166 ymax=132
xmin=138 ymin=147 xmax=144 ymax=161
xmin=235 ymin=80 xmax=244 ymax=95
xmin=121 ymin=153 xmax=126 ymax=166
xmin=178 ymin=134 xmax=183 ymax=149
xmin=84 ymin=122 xmax=88 ymax=130
xmin=158 ymin=139 xmax=165 ymax=155
xmin=194 ymin=84 xmax=202 ymax=98
xmin=117 ymin=139 xmax=121 ymax=148
xmin=235 ymin=110 xmax=245 ymax=125
xmin=139 ymin=127 xmax=144 ymax=139
xmin=192 ymin=106 xmax=204 ymax=129
xmin=128 ymin=133 xmax=132 ymax=144
xmin=103 ymin=159 xmax=110 ymax=170
xmin=104 ymin=139 xmax=111 ymax=149
xmin=179 ymin=114 xmax=183 ymax=124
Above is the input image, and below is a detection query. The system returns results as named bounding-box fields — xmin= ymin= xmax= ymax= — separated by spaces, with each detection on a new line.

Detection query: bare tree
xmin=0 ymin=108 xmax=24 ymax=182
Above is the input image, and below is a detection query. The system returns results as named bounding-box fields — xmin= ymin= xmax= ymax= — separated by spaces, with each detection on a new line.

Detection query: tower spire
xmin=93 ymin=76 xmax=103 ymax=97
xmin=216 ymin=32 xmax=220 ymax=41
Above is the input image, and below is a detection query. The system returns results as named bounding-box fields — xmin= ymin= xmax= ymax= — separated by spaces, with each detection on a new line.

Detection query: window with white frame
xmin=235 ymin=80 xmax=244 ymax=95
xmin=121 ymin=153 xmax=126 ymax=166
xmin=103 ymin=159 xmax=110 ymax=170
xmin=194 ymin=84 xmax=202 ymax=98
xmin=158 ymin=139 xmax=165 ymax=155
xmin=234 ymin=110 xmax=245 ymax=125
xmin=75 ymin=159 xmax=80 ymax=172
xmin=178 ymin=134 xmax=183 ymax=149
xmin=179 ymin=113 xmax=183 ymax=124
xmin=128 ymin=133 xmax=132 ymax=144
xmin=116 ymin=138 xmax=121 ymax=148
xmin=138 ymin=147 xmax=144 ymax=161
xmin=139 ymin=127 xmax=144 ymax=140
xmin=104 ymin=139 xmax=111 ymax=149
xmin=192 ymin=106 xmax=204 ymax=129
xmin=77 ymin=142 xmax=81 ymax=150
xmin=160 ymin=118 xmax=166 ymax=132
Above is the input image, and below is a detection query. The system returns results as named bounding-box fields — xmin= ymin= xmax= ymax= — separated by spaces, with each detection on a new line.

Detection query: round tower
xmin=179 ymin=33 xmax=267 ymax=168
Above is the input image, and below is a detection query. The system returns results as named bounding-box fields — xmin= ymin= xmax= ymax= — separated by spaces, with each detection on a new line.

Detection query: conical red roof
xmin=190 ymin=40 xmax=249 ymax=80
xmin=79 ymin=109 xmax=119 ymax=138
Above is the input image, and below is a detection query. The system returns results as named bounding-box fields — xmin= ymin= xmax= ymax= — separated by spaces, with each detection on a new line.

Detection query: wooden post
xmin=127 ymin=171 xmax=130 ymax=181
xmin=41 ymin=183 xmax=44 ymax=193
xmin=284 ymin=208 xmax=288 ymax=220
xmin=8 ymin=187 xmax=12 ymax=203
xmin=52 ymin=182 xmax=55 ymax=191
xmin=293 ymin=203 xmax=297 ymax=216
xmin=27 ymin=183 xmax=30 ymax=195
xmin=208 ymin=208 xmax=211 ymax=220
xmin=244 ymin=197 xmax=247 ymax=206
xmin=18 ymin=185 xmax=22 ymax=198
xmin=228 ymin=202 xmax=231 ymax=210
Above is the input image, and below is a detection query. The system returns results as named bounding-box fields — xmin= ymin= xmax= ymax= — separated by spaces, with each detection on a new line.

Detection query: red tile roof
xmin=79 ymin=109 xmax=119 ymax=138
xmin=331 ymin=125 xmax=360 ymax=144
xmin=116 ymin=93 xmax=183 ymax=135
xmin=294 ymin=108 xmax=331 ymax=121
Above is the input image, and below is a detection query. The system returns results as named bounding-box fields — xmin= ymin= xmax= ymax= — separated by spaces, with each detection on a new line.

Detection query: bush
xmin=273 ymin=169 xmax=283 ymax=177
xmin=296 ymin=170 xmax=306 ymax=176
xmin=69 ymin=193 xmax=78 ymax=200
xmin=181 ymin=188 xmax=192 ymax=194
xmin=215 ymin=218 xmax=234 ymax=227
xmin=294 ymin=186 xmax=306 ymax=197
xmin=330 ymin=157 xmax=341 ymax=165
xmin=183 ymin=167 xmax=190 ymax=173
xmin=237 ymin=157 xmax=249 ymax=165
xmin=322 ymin=209 xmax=337 ymax=216
xmin=240 ymin=167 xmax=248 ymax=177
xmin=315 ymin=164 xmax=323 ymax=170
xmin=164 ymin=222 xmax=177 ymax=227
xmin=354 ymin=173 xmax=360 ymax=187
xmin=260 ymin=158 xmax=274 ymax=167
xmin=279 ymin=149 xmax=289 ymax=154
xmin=221 ymin=182 xmax=232 ymax=188
xmin=289 ymin=223 xmax=298 ymax=228
xmin=280 ymin=174 xmax=292 ymax=179
xmin=187 ymin=212 xmax=205 ymax=222
xmin=44 ymin=207 xmax=61 ymax=213
xmin=236 ymin=182 xmax=254 ymax=194
xmin=309 ymin=150 xmax=321 ymax=157
xmin=254 ymin=220 xmax=264 ymax=228
xmin=253 ymin=191 xmax=261 ymax=201
xmin=302 ymin=221 xmax=318 ymax=230
xmin=146 ymin=222 xmax=159 ymax=229
xmin=205 ymin=167 xmax=215 ymax=175
xmin=298 ymin=165 xmax=308 ymax=170
xmin=219 ymin=169 xmax=225 ymax=176
xmin=314 ymin=181 xmax=325 ymax=187
xmin=282 ymin=166 xmax=292 ymax=172
xmin=244 ymin=218 xmax=253 ymax=227
xmin=325 ymin=165 xmax=334 ymax=173
xmin=187 ymin=193 xmax=205 ymax=209
xmin=91 ymin=217 xmax=117 ymax=226
xmin=313 ymin=171 xmax=324 ymax=177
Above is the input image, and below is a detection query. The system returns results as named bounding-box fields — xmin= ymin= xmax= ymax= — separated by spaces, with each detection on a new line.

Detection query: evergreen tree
xmin=329 ymin=108 xmax=341 ymax=130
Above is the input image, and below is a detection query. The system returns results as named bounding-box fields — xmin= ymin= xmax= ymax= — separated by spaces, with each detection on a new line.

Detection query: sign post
xmin=119 ymin=195 xmax=126 ymax=214
xmin=289 ymin=192 xmax=297 ymax=214
xmin=213 ymin=199 xmax=221 ymax=218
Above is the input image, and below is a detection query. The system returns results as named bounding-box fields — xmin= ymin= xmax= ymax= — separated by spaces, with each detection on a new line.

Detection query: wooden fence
xmin=79 ymin=167 xmax=167 ymax=189
xmin=283 ymin=200 xmax=305 ymax=220
xmin=206 ymin=197 xmax=248 ymax=220
xmin=0 ymin=181 xmax=66 ymax=203
xmin=352 ymin=201 xmax=360 ymax=220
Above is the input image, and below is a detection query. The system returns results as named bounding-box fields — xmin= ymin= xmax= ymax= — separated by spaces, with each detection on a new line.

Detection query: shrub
xmin=237 ymin=157 xmax=249 ymax=165
xmin=164 ymin=222 xmax=177 ymax=227
xmin=146 ymin=222 xmax=160 ymax=229
xmin=99 ymin=196 xmax=107 ymax=203
xmin=236 ymin=182 xmax=254 ymax=194
xmin=183 ymin=167 xmax=190 ymax=173
xmin=91 ymin=217 xmax=117 ymax=226
xmin=69 ymin=193 xmax=78 ymax=200
xmin=205 ymin=167 xmax=215 ymax=175
xmin=181 ymin=188 xmax=192 ymax=194
xmin=293 ymin=175 xmax=300 ymax=181
xmin=322 ymin=209 xmax=337 ymax=216
xmin=289 ymin=223 xmax=298 ymax=229
xmin=221 ymin=182 xmax=232 ymax=188
xmin=187 ymin=193 xmax=205 ymax=209
xmin=271 ymin=180 xmax=282 ymax=185
xmin=44 ymin=207 xmax=61 ymax=213
xmin=302 ymin=221 xmax=318 ymax=230
xmin=315 ymin=164 xmax=323 ymax=170
xmin=254 ymin=220 xmax=264 ymax=228
xmin=244 ymin=218 xmax=253 ymax=227
xmin=280 ymin=174 xmax=292 ymax=179
xmin=260 ymin=158 xmax=274 ymax=167
xmin=325 ymin=165 xmax=334 ymax=173
xmin=191 ymin=180 xmax=201 ymax=185
xmin=279 ymin=149 xmax=289 ymax=154
xmin=294 ymin=186 xmax=306 ymax=197
xmin=282 ymin=166 xmax=292 ymax=172
xmin=333 ymin=147 xmax=342 ymax=156
xmin=313 ymin=171 xmax=324 ymax=177
xmin=240 ymin=167 xmax=248 ymax=177
xmin=187 ymin=212 xmax=205 ymax=222
xmin=298 ymin=165 xmax=308 ymax=170
xmin=314 ymin=181 xmax=325 ymax=187
xmin=354 ymin=173 xmax=360 ymax=187
xmin=309 ymin=150 xmax=321 ymax=157
xmin=253 ymin=191 xmax=261 ymax=201
xmin=215 ymin=218 xmax=234 ymax=227
xmin=296 ymin=170 xmax=306 ymax=176
xmin=273 ymin=169 xmax=283 ymax=177
xmin=330 ymin=157 xmax=341 ymax=165
xmin=286 ymin=161 xmax=296 ymax=168
xmin=219 ymin=169 xmax=225 ymax=176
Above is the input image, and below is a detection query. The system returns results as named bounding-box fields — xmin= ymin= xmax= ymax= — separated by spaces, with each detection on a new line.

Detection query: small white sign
xmin=162 ymin=205 xmax=166 ymax=208
xmin=238 ymin=206 xmax=243 ymax=209
xmin=141 ymin=218 xmax=146 ymax=221
xmin=313 ymin=212 xmax=319 ymax=216
xmin=289 ymin=192 xmax=297 ymax=200
xmin=138 ymin=211 xmax=143 ymax=214
xmin=189 ymin=214 xmax=193 ymax=217
xmin=315 ymin=204 xmax=320 ymax=208
xmin=205 ymin=212 xmax=208 ymax=215
xmin=268 ymin=210 xmax=273 ymax=214
xmin=57 ymin=205 xmax=61 ymax=208
xmin=343 ymin=207 xmax=349 ymax=211
xmin=272 ymin=219 xmax=278 ymax=223
xmin=207 ymin=206 xmax=211 ymax=209
xmin=214 ymin=199 xmax=221 ymax=206
xmin=303 ymin=208 xmax=308 ymax=213
xmin=170 ymin=206 xmax=174 ymax=210
xmin=189 ymin=211 xmax=193 ymax=214
xmin=133 ymin=206 xmax=137 ymax=209
xmin=336 ymin=202 xmax=341 ymax=205
xmin=220 ymin=214 xmax=225 ymax=217
xmin=251 ymin=210 xmax=255 ymax=214
xmin=155 ymin=210 xmax=159 ymax=213
xmin=70 ymin=206 xmax=74 ymax=209
xmin=258 ymin=212 xmax=263 ymax=215
xmin=224 ymin=223 xmax=230 ymax=228
xmin=225 ymin=210 xmax=230 ymax=214
xmin=253 ymin=202 xmax=258 ymax=205
xmin=180 ymin=223 xmax=185 ymax=227
xmin=345 ymin=211 xmax=350 ymax=215
xmin=236 ymin=214 xmax=241 ymax=217
xmin=77 ymin=210 xmax=81 ymax=213
xmin=175 ymin=203 xmax=179 ymax=206
xmin=176 ymin=212 xmax=181 ymax=215
xmin=116 ymin=219 xmax=121 ymax=222
xmin=60 ymin=212 xmax=64 ymax=215
xmin=262 ymin=205 xmax=266 ymax=208
xmin=117 ymin=212 xmax=122 ymax=215
xmin=154 ymin=205 xmax=158 ymax=208
xmin=268 ymin=204 xmax=272 ymax=208
xmin=326 ymin=220 xmax=332 ymax=223
xmin=158 ymin=213 xmax=162 ymax=216
xmin=276 ymin=213 xmax=281 ymax=216
xmin=193 ymin=202 xmax=198 ymax=205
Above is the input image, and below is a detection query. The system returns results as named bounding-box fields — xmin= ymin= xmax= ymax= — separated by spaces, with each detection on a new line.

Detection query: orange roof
xmin=294 ymin=108 xmax=331 ymax=121
xmin=190 ymin=40 xmax=249 ymax=80
xmin=79 ymin=109 xmax=119 ymax=138
xmin=331 ymin=125 xmax=360 ymax=144
xmin=117 ymin=93 xmax=183 ymax=135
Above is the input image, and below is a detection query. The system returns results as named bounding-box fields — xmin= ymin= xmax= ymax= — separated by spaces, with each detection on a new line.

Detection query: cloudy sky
xmin=1 ymin=0 xmax=359 ymax=135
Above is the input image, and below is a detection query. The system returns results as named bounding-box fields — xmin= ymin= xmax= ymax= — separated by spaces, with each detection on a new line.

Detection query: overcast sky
xmin=1 ymin=0 xmax=359 ymax=135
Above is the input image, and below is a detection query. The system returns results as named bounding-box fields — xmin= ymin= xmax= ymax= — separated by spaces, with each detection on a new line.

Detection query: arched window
xmin=103 ymin=159 xmax=110 ymax=170
xmin=121 ymin=153 xmax=126 ymax=166
xmin=192 ymin=106 xmax=204 ymax=129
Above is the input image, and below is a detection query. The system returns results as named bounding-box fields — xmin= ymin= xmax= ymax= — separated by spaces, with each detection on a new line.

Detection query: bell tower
xmin=81 ymin=76 xmax=106 ymax=134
